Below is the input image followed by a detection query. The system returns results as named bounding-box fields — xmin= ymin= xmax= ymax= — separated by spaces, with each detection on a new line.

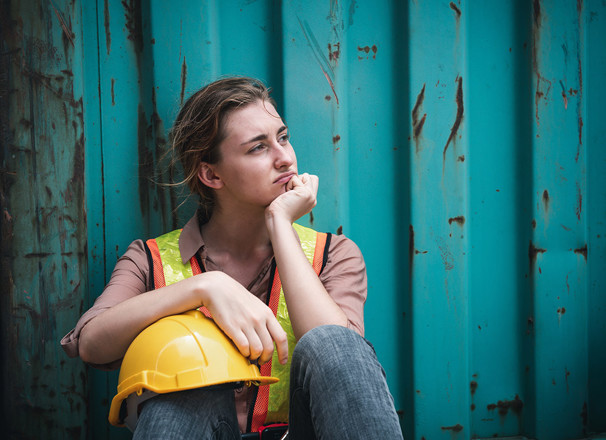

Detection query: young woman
xmin=62 ymin=77 xmax=403 ymax=439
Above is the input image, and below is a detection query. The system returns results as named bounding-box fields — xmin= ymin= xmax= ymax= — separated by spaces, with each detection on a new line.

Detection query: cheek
xmin=289 ymin=145 xmax=298 ymax=167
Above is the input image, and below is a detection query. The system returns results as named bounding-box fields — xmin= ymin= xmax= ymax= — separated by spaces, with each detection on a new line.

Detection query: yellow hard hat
xmin=108 ymin=310 xmax=278 ymax=429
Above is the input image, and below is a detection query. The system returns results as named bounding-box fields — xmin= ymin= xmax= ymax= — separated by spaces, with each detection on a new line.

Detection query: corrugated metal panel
xmin=2 ymin=1 xmax=605 ymax=439
xmin=1 ymin=0 xmax=88 ymax=438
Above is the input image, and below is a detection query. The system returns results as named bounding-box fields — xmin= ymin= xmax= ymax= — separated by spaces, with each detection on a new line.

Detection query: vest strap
xmin=250 ymin=224 xmax=329 ymax=431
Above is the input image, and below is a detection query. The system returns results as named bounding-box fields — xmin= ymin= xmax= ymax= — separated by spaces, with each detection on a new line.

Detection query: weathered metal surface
xmin=0 ymin=0 xmax=88 ymax=438
xmin=2 ymin=0 xmax=606 ymax=439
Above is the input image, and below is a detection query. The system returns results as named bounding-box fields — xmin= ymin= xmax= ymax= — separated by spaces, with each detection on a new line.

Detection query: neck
xmin=201 ymin=205 xmax=271 ymax=257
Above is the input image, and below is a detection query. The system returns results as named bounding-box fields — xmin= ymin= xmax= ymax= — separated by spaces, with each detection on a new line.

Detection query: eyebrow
xmin=241 ymin=125 xmax=288 ymax=146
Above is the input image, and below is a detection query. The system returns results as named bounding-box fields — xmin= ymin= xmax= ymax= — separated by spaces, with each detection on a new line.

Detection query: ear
xmin=197 ymin=163 xmax=224 ymax=189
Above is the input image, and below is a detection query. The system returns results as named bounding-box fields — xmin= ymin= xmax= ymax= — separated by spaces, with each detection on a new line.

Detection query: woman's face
xmin=206 ymin=100 xmax=298 ymax=209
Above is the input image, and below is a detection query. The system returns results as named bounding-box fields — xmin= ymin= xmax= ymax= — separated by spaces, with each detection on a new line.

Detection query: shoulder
xmin=325 ymin=233 xmax=365 ymax=268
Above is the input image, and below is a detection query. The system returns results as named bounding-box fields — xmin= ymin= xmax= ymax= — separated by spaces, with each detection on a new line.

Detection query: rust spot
xmin=325 ymin=95 xmax=331 ymax=101
xmin=328 ymin=42 xmax=340 ymax=62
xmin=409 ymin=225 xmax=414 ymax=272
xmin=574 ymin=244 xmax=587 ymax=260
xmin=412 ymin=84 xmax=426 ymax=146
xmin=336 ymin=225 xmax=343 ymax=235
xmin=527 ymin=316 xmax=534 ymax=334
xmin=104 ymin=0 xmax=111 ymax=54
xmin=443 ymin=76 xmax=464 ymax=171
xmin=309 ymin=211 xmax=314 ymax=225
xmin=533 ymin=0 xmax=541 ymax=27
xmin=576 ymin=117 xmax=584 ymax=162
xmin=332 ymin=134 xmax=341 ymax=144
xmin=557 ymin=307 xmax=566 ymax=315
xmin=441 ymin=424 xmax=463 ymax=433
xmin=449 ymin=2 xmax=461 ymax=17
xmin=180 ymin=56 xmax=187 ymax=105
xmin=457 ymin=155 xmax=465 ymax=162
xmin=531 ymin=219 xmax=537 ymax=229
xmin=24 ymin=253 xmax=53 ymax=259
xmin=357 ymin=45 xmax=377 ymax=59
xmin=448 ymin=216 xmax=465 ymax=226
xmin=529 ymin=241 xmax=546 ymax=273
xmin=471 ymin=403 xmax=476 ymax=411
xmin=52 ymin=4 xmax=75 ymax=47
xmin=486 ymin=395 xmax=524 ymax=416
xmin=542 ymin=189 xmax=549 ymax=210
xmin=470 ymin=381 xmax=478 ymax=395
xmin=565 ymin=368 xmax=571 ymax=393
xmin=576 ymin=183 xmax=582 ymax=220
xmin=122 ymin=0 xmax=143 ymax=52
xmin=111 ymin=78 xmax=115 ymax=106
xmin=581 ymin=401 xmax=587 ymax=426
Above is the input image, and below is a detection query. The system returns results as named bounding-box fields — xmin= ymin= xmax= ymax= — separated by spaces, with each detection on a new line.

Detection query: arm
xmin=265 ymin=174 xmax=348 ymax=340
xmin=76 ymin=255 xmax=288 ymax=367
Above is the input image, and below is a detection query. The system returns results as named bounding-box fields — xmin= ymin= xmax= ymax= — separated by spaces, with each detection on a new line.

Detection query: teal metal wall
xmin=1 ymin=0 xmax=605 ymax=439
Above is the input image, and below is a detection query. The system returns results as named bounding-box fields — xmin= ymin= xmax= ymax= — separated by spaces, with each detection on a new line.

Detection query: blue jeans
xmin=133 ymin=325 xmax=403 ymax=439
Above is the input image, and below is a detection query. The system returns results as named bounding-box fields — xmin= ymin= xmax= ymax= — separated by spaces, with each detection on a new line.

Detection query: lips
xmin=274 ymin=172 xmax=296 ymax=185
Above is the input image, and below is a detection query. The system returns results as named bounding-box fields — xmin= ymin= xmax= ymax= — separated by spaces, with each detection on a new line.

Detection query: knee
xmin=293 ymin=325 xmax=374 ymax=370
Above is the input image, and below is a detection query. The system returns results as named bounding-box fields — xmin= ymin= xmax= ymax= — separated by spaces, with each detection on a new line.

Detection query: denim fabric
xmin=288 ymin=325 xmax=403 ymax=440
xmin=133 ymin=387 xmax=240 ymax=440
xmin=133 ymin=325 xmax=403 ymax=439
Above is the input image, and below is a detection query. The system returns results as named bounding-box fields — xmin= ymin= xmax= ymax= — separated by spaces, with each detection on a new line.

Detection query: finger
xmin=298 ymin=173 xmax=310 ymax=185
xmin=287 ymin=175 xmax=301 ymax=191
xmin=267 ymin=319 xmax=289 ymax=365
xmin=311 ymin=174 xmax=319 ymax=189
xmin=256 ymin=324 xmax=276 ymax=365
xmin=242 ymin=326 xmax=264 ymax=362
xmin=228 ymin=328 xmax=252 ymax=359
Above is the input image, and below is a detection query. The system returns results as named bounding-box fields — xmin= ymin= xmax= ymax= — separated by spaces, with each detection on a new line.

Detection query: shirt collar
xmin=178 ymin=212 xmax=205 ymax=264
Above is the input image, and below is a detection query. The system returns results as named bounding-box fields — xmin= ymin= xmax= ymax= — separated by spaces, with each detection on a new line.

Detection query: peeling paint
xmin=180 ymin=56 xmax=187 ymax=105
xmin=357 ymin=44 xmax=377 ymax=59
xmin=443 ymin=76 xmax=463 ymax=171
xmin=575 ymin=183 xmax=582 ymax=220
xmin=574 ymin=244 xmax=587 ymax=260
xmin=486 ymin=395 xmax=524 ymax=416
xmin=412 ymin=84 xmax=426 ymax=149
xmin=104 ymin=0 xmax=111 ymax=54
xmin=448 ymin=216 xmax=465 ymax=226
xmin=449 ymin=2 xmax=461 ymax=17
xmin=441 ymin=424 xmax=463 ymax=432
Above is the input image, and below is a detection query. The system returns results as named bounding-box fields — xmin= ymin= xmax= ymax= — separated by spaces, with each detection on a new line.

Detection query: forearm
xmin=267 ymin=215 xmax=348 ymax=339
xmin=78 ymin=275 xmax=207 ymax=365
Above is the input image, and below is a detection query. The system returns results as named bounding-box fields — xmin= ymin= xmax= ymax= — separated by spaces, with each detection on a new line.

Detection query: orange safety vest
xmin=144 ymin=223 xmax=331 ymax=432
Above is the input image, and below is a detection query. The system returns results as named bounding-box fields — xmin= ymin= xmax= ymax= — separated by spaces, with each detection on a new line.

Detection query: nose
xmin=273 ymin=142 xmax=295 ymax=169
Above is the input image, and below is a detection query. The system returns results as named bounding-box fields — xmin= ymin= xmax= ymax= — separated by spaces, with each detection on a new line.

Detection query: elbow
xmin=78 ymin=327 xmax=95 ymax=364
xmin=78 ymin=323 xmax=105 ymax=365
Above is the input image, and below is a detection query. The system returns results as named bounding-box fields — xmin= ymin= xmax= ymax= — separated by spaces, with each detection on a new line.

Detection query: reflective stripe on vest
xmin=144 ymin=223 xmax=329 ymax=429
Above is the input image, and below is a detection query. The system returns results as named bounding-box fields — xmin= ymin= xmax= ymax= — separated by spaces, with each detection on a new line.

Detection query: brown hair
xmin=169 ymin=76 xmax=276 ymax=215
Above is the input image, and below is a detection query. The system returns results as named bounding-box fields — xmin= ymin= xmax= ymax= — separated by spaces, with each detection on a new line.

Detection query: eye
xmin=278 ymin=133 xmax=290 ymax=144
xmin=248 ymin=143 xmax=266 ymax=153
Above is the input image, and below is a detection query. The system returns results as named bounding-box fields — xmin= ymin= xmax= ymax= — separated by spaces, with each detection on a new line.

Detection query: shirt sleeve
xmin=318 ymin=234 xmax=367 ymax=336
xmin=60 ymin=239 xmax=151 ymax=370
